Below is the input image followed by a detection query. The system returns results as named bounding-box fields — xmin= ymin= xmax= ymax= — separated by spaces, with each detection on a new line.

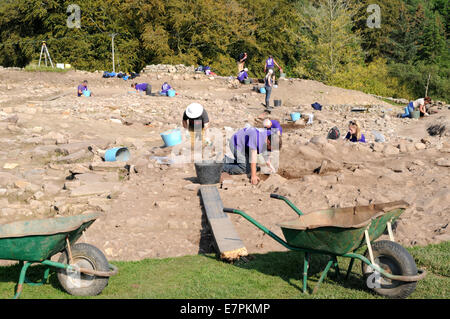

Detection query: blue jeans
xmin=265 ymin=86 xmax=272 ymax=107
xmin=401 ymin=102 xmax=414 ymax=118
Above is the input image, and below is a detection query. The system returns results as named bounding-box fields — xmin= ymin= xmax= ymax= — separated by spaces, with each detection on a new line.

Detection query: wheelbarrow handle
xmin=270 ymin=194 xmax=304 ymax=216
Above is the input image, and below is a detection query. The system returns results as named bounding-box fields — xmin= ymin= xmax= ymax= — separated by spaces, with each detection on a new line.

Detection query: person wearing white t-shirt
xmin=399 ymin=96 xmax=431 ymax=118
xmin=412 ymin=97 xmax=431 ymax=116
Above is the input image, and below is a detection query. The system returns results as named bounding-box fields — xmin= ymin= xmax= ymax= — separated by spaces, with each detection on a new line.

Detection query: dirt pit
xmin=0 ymin=68 xmax=449 ymax=265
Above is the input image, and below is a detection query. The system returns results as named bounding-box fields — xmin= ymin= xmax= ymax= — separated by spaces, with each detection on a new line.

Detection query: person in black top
xmin=182 ymin=103 xmax=210 ymax=148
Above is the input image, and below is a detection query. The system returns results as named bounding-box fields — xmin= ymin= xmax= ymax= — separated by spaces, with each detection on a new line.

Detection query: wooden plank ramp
xmin=199 ymin=185 xmax=248 ymax=261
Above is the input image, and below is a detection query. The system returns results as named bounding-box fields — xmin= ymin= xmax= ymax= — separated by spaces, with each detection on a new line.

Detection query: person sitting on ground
xmin=222 ymin=127 xmax=281 ymax=185
xmin=237 ymin=68 xmax=252 ymax=84
xmin=264 ymin=55 xmax=282 ymax=75
xmin=263 ymin=119 xmax=282 ymax=136
xmin=182 ymin=103 xmax=210 ymax=148
xmin=264 ymin=69 xmax=275 ymax=108
xmin=159 ymin=82 xmax=172 ymax=96
xmin=345 ymin=120 xmax=366 ymax=143
xmin=77 ymin=80 xmax=90 ymax=97
xmin=131 ymin=82 xmax=151 ymax=94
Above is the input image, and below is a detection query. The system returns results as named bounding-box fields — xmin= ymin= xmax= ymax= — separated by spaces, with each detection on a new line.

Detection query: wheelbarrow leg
xmin=332 ymin=257 xmax=340 ymax=279
xmin=312 ymin=259 xmax=334 ymax=294
xmin=14 ymin=261 xmax=32 ymax=299
xmin=303 ymin=253 xmax=310 ymax=294
xmin=345 ymin=258 xmax=355 ymax=280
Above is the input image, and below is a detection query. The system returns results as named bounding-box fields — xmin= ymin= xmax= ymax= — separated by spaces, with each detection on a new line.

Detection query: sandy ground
xmin=0 ymin=68 xmax=448 ymax=265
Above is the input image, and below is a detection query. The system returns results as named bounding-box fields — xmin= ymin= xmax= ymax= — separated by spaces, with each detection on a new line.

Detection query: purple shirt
xmin=77 ymin=84 xmax=87 ymax=96
xmin=345 ymin=132 xmax=366 ymax=143
xmin=161 ymin=83 xmax=171 ymax=93
xmin=266 ymin=57 xmax=274 ymax=68
xmin=135 ymin=83 xmax=148 ymax=91
xmin=237 ymin=71 xmax=248 ymax=81
xmin=267 ymin=120 xmax=282 ymax=136
xmin=232 ymin=127 xmax=267 ymax=154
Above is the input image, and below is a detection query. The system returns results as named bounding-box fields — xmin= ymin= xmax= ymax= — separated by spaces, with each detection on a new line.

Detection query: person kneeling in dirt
xmin=345 ymin=120 xmax=366 ymax=143
xmin=159 ymin=82 xmax=172 ymax=96
xmin=263 ymin=119 xmax=282 ymax=136
xmin=421 ymin=96 xmax=432 ymax=116
xmin=222 ymin=127 xmax=281 ymax=185
xmin=237 ymin=68 xmax=252 ymax=84
xmin=399 ymin=97 xmax=430 ymax=118
xmin=77 ymin=80 xmax=91 ymax=97
xmin=182 ymin=103 xmax=210 ymax=148
xmin=131 ymin=82 xmax=151 ymax=94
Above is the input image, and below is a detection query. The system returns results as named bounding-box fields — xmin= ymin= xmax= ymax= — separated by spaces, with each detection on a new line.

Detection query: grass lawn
xmin=0 ymin=241 xmax=448 ymax=299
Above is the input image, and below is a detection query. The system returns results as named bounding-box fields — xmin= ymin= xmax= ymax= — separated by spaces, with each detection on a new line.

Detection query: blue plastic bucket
xmin=83 ymin=90 xmax=91 ymax=97
xmin=160 ymin=128 xmax=182 ymax=147
xmin=290 ymin=112 xmax=301 ymax=122
xmin=167 ymin=89 xmax=176 ymax=97
xmin=104 ymin=147 xmax=130 ymax=162
xmin=259 ymin=87 xmax=266 ymax=94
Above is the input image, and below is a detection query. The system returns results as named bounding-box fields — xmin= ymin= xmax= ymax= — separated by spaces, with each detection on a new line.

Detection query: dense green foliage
xmin=0 ymin=0 xmax=448 ymax=101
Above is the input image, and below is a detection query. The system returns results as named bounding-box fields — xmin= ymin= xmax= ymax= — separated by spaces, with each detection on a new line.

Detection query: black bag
xmin=327 ymin=126 xmax=340 ymax=140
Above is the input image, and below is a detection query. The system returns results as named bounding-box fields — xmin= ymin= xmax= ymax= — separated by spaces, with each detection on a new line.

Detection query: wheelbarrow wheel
xmin=57 ymin=243 xmax=110 ymax=296
xmin=361 ymin=240 xmax=417 ymax=299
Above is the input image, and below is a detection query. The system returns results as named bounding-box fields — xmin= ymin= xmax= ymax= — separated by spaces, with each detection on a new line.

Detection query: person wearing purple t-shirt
xmin=263 ymin=119 xmax=282 ymax=136
xmin=264 ymin=55 xmax=282 ymax=74
xmin=131 ymin=82 xmax=152 ymax=95
xmin=77 ymin=80 xmax=89 ymax=97
xmin=223 ymin=127 xmax=282 ymax=185
xmin=237 ymin=68 xmax=252 ymax=84
xmin=159 ymin=82 xmax=172 ymax=96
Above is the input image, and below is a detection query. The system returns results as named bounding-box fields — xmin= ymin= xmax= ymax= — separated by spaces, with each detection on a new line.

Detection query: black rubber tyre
xmin=361 ymin=240 xmax=417 ymax=299
xmin=57 ymin=243 xmax=110 ymax=296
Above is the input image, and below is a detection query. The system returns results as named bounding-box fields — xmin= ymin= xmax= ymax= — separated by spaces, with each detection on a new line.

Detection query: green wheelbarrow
xmin=0 ymin=212 xmax=118 ymax=299
xmin=223 ymin=194 xmax=426 ymax=299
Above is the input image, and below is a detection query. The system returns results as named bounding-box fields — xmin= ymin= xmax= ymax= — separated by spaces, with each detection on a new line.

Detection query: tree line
xmin=0 ymin=0 xmax=448 ymax=101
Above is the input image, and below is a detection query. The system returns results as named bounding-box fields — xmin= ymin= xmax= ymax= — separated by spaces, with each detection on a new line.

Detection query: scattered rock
xmin=436 ymin=158 xmax=450 ymax=167
xmin=382 ymin=144 xmax=400 ymax=155
xmin=415 ymin=143 xmax=426 ymax=150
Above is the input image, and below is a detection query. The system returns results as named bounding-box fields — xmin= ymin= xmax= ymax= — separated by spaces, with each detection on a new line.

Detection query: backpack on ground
xmin=327 ymin=126 xmax=340 ymax=140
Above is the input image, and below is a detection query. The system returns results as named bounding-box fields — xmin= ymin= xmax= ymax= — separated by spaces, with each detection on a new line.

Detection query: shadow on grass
xmin=207 ymin=251 xmax=368 ymax=294
xmin=0 ymin=262 xmax=66 ymax=297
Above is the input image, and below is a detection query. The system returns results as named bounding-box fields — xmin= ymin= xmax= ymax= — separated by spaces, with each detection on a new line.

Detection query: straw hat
xmin=185 ymin=103 xmax=204 ymax=119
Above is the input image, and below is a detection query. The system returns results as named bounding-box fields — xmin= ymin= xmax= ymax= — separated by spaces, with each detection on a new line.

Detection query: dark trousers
xmin=222 ymin=139 xmax=250 ymax=175
xmin=265 ymin=86 xmax=272 ymax=107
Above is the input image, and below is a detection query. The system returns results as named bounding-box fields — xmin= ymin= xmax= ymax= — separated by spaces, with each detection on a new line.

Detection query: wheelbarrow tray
xmin=277 ymin=201 xmax=408 ymax=255
xmin=0 ymin=213 xmax=100 ymax=262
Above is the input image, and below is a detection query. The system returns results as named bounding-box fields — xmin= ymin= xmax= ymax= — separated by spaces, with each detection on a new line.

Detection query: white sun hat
xmin=185 ymin=103 xmax=204 ymax=119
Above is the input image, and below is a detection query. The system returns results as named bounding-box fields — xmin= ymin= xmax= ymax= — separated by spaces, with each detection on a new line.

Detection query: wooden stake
xmin=387 ymin=222 xmax=395 ymax=242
